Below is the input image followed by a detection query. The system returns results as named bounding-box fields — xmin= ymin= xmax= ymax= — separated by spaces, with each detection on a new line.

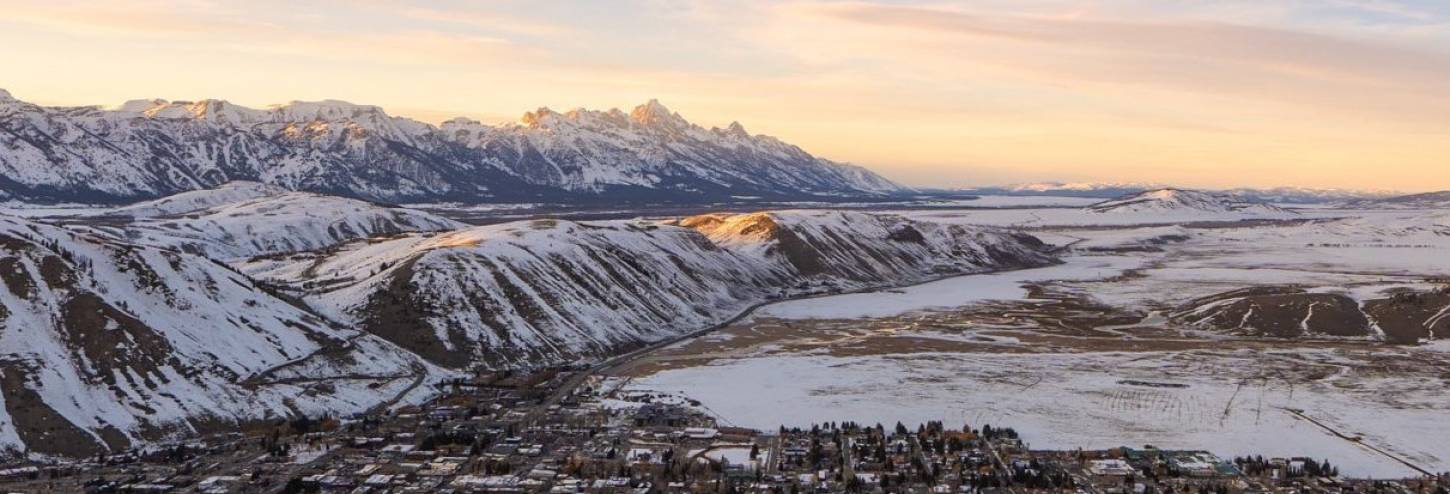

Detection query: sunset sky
xmin=2 ymin=0 xmax=1448 ymax=191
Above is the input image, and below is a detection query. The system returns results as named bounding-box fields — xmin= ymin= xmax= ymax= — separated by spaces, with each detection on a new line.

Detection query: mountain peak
xmin=630 ymin=99 xmax=686 ymax=129
xmin=272 ymin=99 xmax=386 ymax=121
xmin=443 ymin=116 xmax=482 ymax=127
xmin=1142 ymin=188 xmax=1190 ymax=199
xmin=520 ymin=106 xmax=560 ymax=127
xmin=0 ymin=88 xmax=13 ymax=102
xmin=183 ymin=99 xmax=263 ymax=123
xmin=725 ymin=121 xmax=749 ymax=137
xmin=115 ymin=98 xmax=169 ymax=113
xmin=278 ymin=99 xmax=369 ymax=109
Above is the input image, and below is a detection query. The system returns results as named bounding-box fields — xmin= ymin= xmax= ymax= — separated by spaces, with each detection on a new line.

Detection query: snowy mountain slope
xmin=105 ymin=181 xmax=285 ymax=218
xmin=679 ymin=210 xmax=1051 ymax=281
xmin=1087 ymin=189 xmax=1295 ymax=217
xmin=0 ymin=90 xmax=905 ymax=204
xmin=76 ymin=183 xmax=465 ymax=260
xmin=0 ymin=213 xmax=445 ymax=458
xmin=246 ymin=212 xmax=1052 ymax=369
xmin=295 ymin=221 xmax=789 ymax=369
xmin=1170 ymin=287 xmax=1374 ymax=339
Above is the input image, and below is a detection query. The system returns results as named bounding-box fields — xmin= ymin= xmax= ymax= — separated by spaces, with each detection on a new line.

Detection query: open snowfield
xmin=629 ymin=347 xmax=1448 ymax=478
xmin=620 ymin=205 xmax=1450 ymax=479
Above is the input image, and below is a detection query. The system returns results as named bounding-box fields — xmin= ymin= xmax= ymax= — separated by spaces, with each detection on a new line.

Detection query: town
xmin=1 ymin=366 xmax=1446 ymax=494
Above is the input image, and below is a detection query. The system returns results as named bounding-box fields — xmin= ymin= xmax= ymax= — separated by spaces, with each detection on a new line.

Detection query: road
xmin=1280 ymin=407 xmax=1432 ymax=476
xmin=985 ymin=440 xmax=1017 ymax=494
xmin=367 ymin=364 xmax=430 ymax=415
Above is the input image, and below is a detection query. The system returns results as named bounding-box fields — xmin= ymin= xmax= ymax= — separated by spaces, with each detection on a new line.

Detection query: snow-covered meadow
xmin=629 ymin=347 xmax=1449 ymax=478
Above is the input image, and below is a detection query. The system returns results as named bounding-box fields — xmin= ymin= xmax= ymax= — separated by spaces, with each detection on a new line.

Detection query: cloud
xmin=1322 ymin=0 xmax=1438 ymax=21
xmin=399 ymin=6 xmax=570 ymax=37
xmin=224 ymin=30 xmax=520 ymax=68
xmin=751 ymin=1 xmax=1450 ymax=128
xmin=0 ymin=0 xmax=264 ymax=38
xmin=0 ymin=0 xmax=534 ymax=68
xmin=812 ymin=2 xmax=1447 ymax=81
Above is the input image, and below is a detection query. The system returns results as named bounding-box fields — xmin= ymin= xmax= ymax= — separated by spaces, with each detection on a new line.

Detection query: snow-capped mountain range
xmin=0 ymin=89 xmax=904 ymax=204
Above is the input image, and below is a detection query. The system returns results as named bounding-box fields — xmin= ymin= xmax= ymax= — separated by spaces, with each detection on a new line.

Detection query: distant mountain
xmin=1344 ymin=190 xmax=1450 ymax=209
xmin=0 ymin=89 xmax=905 ymax=205
xmin=1087 ymin=188 xmax=1294 ymax=216
xmin=958 ymin=182 xmax=1160 ymax=199
xmin=1218 ymin=186 xmax=1396 ymax=205
xmin=959 ymin=182 xmax=1391 ymax=204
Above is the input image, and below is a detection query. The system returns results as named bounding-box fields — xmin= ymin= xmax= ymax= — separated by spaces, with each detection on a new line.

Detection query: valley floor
xmin=615 ymin=213 xmax=1450 ymax=478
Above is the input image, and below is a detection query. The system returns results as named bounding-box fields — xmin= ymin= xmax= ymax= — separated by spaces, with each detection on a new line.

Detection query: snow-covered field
xmin=630 ymin=348 xmax=1448 ymax=478
xmin=756 ymin=254 xmax=1143 ymax=320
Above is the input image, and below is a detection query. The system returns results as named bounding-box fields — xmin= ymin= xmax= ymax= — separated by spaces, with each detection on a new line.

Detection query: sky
xmin=2 ymin=0 xmax=1448 ymax=192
